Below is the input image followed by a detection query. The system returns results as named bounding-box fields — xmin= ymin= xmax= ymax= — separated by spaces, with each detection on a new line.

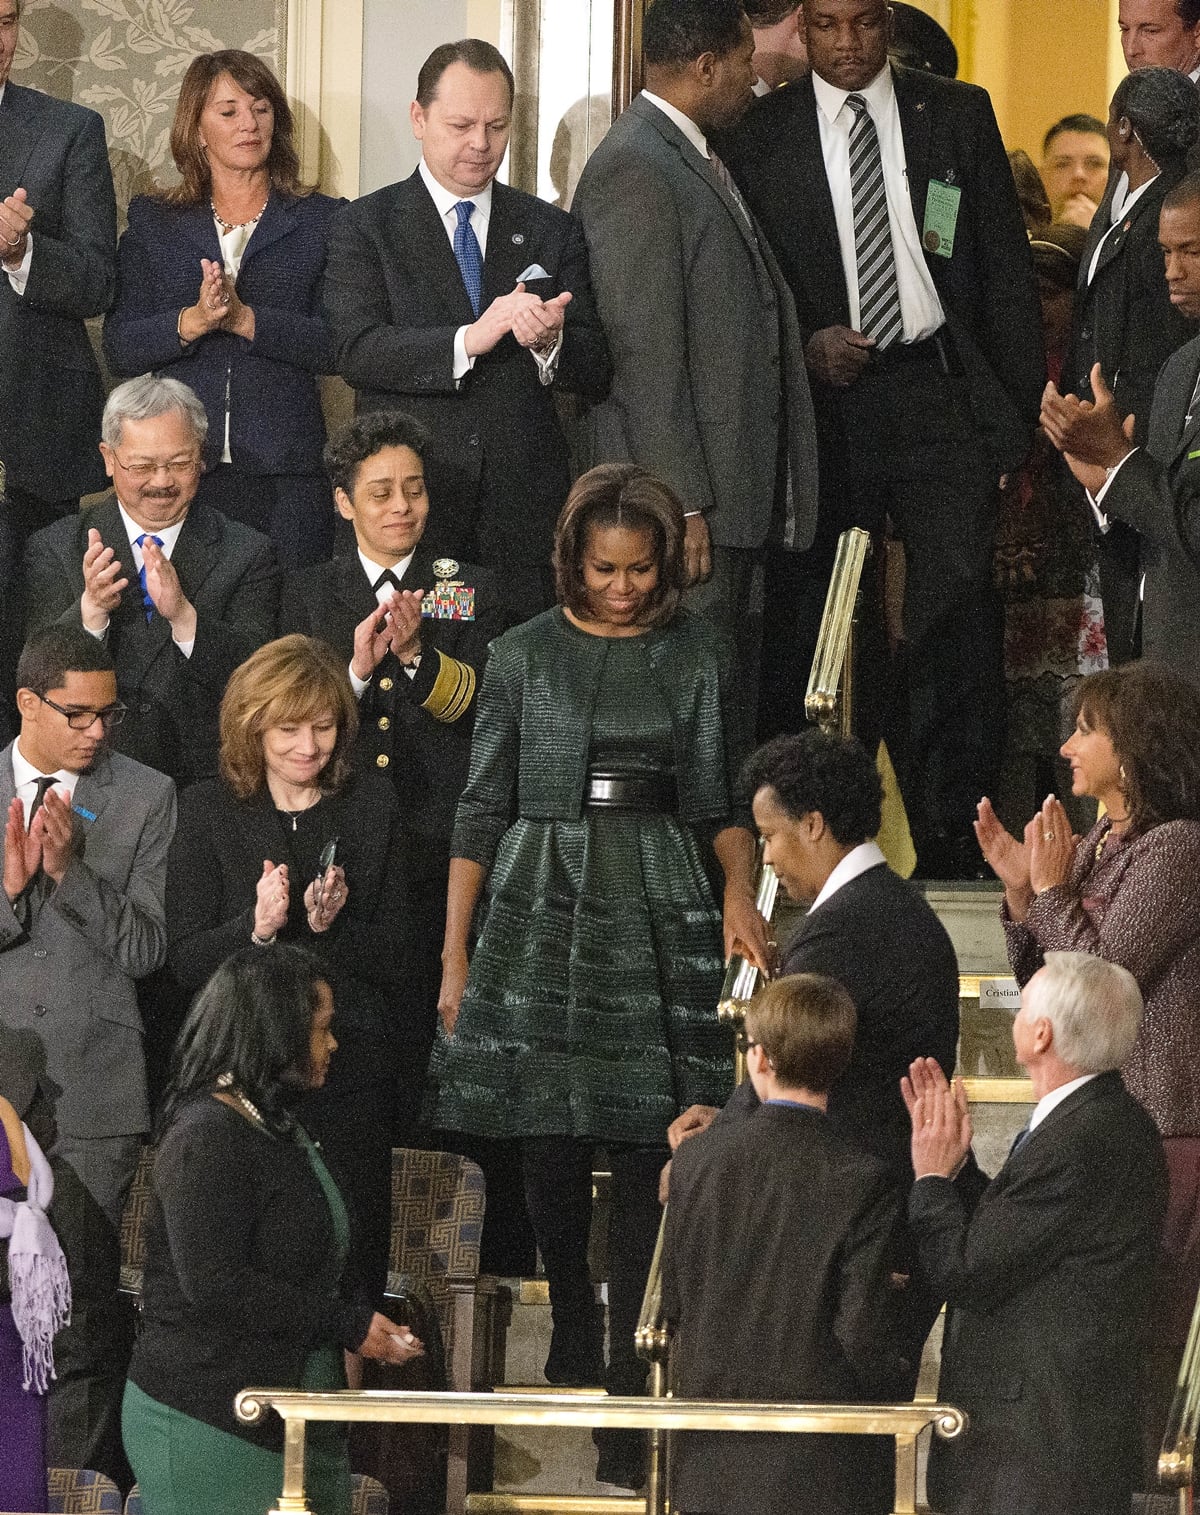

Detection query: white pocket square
xmin=517 ymin=263 xmax=550 ymax=282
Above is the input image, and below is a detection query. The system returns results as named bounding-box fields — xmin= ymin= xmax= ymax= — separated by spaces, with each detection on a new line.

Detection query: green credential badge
xmin=923 ymin=180 xmax=961 ymax=258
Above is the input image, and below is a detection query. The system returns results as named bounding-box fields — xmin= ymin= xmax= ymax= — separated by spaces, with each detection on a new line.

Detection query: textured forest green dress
xmin=428 ymin=609 xmax=740 ymax=1143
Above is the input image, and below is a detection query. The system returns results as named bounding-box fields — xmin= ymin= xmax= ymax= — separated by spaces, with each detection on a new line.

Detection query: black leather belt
xmin=584 ymin=770 xmax=678 ymax=813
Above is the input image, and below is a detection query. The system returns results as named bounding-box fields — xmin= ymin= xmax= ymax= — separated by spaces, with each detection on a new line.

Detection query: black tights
xmin=521 ymin=1137 xmax=668 ymax=1393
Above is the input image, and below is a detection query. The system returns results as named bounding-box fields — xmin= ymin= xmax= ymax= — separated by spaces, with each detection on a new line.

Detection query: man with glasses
xmin=0 ymin=622 xmax=176 ymax=1484
xmin=23 ymin=374 xmax=279 ymax=785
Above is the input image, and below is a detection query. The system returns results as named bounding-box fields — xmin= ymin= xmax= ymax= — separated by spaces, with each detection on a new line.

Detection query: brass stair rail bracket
xmin=1158 ymin=1269 xmax=1200 ymax=1495
xmin=235 ymin=1388 xmax=968 ymax=1515
xmin=805 ymin=526 xmax=872 ymax=738
xmin=718 ymin=850 xmax=781 ymax=1085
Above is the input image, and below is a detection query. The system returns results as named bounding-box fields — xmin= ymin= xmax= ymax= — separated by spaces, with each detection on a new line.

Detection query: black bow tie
xmin=374 ymin=568 xmax=403 ymax=594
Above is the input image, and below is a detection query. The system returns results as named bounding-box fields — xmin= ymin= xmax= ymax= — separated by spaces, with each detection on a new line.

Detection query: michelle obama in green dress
xmin=429 ymin=464 xmax=769 ymax=1487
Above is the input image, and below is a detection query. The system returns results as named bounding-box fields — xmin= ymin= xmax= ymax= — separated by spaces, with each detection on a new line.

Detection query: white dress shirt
xmin=213 ymin=212 xmax=260 ymax=463
xmin=812 ymin=65 xmax=944 ymax=341
xmin=641 ymin=90 xmax=713 ymax=161
xmin=1027 ymin=1073 xmax=1099 ymax=1133
xmin=347 ymin=547 xmax=420 ymax=696
xmin=12 ymin=742 xmax=75 ymax=817
xmin=84 ymin=505 xmax=194 ymax=655
xmin=0 ymin=83 xmax=35 ymax=298
xmin=808 ymin=840 xmax=887 ymax=913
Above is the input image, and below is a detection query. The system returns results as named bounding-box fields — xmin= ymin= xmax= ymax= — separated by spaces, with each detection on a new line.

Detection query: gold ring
xmin=1044 ymin=830 xmax=1055 ymax=841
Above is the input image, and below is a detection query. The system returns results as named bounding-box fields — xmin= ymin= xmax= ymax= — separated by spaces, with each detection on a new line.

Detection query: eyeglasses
xmin=109 ymin=451 xmax=200 ymax=479
xmin=744 ymin=1039 xmax=761 ymax=1052
xmin=38 ymin=694 xmax=128 ymax=731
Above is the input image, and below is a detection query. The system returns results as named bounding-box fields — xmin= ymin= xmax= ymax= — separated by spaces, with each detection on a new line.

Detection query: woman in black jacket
xmin=122 ymin=947 xmax=421 ymax=1515
xmin=165 ymin=634 xmax=415 ymax=1300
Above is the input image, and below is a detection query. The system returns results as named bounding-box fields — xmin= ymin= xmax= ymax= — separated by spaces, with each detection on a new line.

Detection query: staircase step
xmin=468 ymin=1498 xmax=643 ymax=1513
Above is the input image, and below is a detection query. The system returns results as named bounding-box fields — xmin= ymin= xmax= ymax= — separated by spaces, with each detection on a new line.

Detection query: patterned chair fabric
xmin=47 ymin=1467 xmax=123 ymax=1513
xmin=124 ymin=1473 xmax=389 ymax=1514
xmin=119 ymin=1143 xmax=155 ymax=1299
xmin=387 ymin=1148 xmax=485 ymax=1360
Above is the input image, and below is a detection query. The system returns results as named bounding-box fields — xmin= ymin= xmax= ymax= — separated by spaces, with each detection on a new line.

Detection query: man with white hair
xmin=22 ymin=374 xmax=279 ymax=786
xmin=903 ymin=951 xmax=1166 ymax=1515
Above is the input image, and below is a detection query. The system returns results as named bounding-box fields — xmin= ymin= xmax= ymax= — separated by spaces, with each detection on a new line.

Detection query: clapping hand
xmin=305 ymin=863 xmax=347 ymax=933
xmin=1040 ymin=364 xmax=1136 ymax=495
xmin=3 ymin=796 xmax=42 ymax=903
xmin=81 ymin=528 xmax=129 ymax=630
xmin=902 ymin=1056 xmax=971 ymax=1179
xmin=255 ymin=860 xmax=290 ymax=940
xmin=141 ymin=537 xmax=197 ymax=640
xmin=0 ymin=188 xmax=33 ymax=268
xmin=36 ymin=789 xmax=76 ymax=884
xmin=975 ymin=796 xmax=1031 ymax=901
xmin=511 ymin=290 xmax=571 ymax=350
xmin=1027 ymin=794 xmax=1078 ymax=897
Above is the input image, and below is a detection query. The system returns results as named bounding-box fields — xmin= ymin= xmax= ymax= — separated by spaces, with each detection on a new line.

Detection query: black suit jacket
xmin=23 ymin=493 xmax=279 ymax=784
xmin=778 ymin=860 xmax=960 ymax=1180
xmin=0 ymin=84 xmax=116 ymax=500
xmin=663 ymin=1103 xmax=902 ymax=1515
xmin=1101 ymin=331 xmax=1200 ymax=684
xmin=910 ymin=1071 xmax=1166 ymax=1515
xmin=723 ymin=65 xmax=1045 ymax=474
xmin=324 ymin=173 xmax=611 ymax=583
xmin=279 ymin=543 xmax=505 ymax=845
xmin=1068 ymin=160 xmax=1193 ymax=442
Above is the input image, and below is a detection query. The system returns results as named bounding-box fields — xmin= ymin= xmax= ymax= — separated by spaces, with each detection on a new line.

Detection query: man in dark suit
xmin=23 ymin=374 xmax=279 ymax=785
xmin=0 ymin=623 xmax=175 ymax=1484
xmin=673 ymin=729 xmax=959 ymax=1178
xmin=325 ymin=39 xmax=610 ymax=626
xmin=0 ymin=0 xmax=116 ymax=541
xmin=0 ymin=0 xmax=117 ymax=713
xmin=723 ymin=0 xmax=1045 ymax=873
xmin=905 ymin=951 xmax=1167 ymax=1514
xmin=1041 ymin=174 xmax=1200 ymax=688
xmin=1066 ymin=69 xmax=1199 ymax=665
xmin=281 ymin=411 xmax=504 ymax=1131
xmin=663 ymin=972 xmax=902 ymax=1515
xmin=572 ymin=0 xmax=818 ymax=717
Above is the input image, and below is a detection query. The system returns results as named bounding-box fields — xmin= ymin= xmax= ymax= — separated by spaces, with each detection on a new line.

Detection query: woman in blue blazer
xmin=104 ymin=50 xmax=344 ymax=568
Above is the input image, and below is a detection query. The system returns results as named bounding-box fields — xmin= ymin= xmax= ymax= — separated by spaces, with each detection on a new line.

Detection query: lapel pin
xmin=512 ymin=232 xmax=526 ymax=246
xmin=916 ymin=101 xmax=926 ymax=112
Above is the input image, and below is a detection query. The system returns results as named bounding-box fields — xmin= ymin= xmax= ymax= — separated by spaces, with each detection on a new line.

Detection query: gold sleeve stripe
xmin=422 ymin=650 xmax=476 ymax=723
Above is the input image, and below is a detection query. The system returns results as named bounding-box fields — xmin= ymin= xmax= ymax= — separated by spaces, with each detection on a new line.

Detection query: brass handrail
xmin=235 ymin=1388 xmax=967 ymax=1515
xmin=1159 ymin=1273 xmax=1200 ymax=1499
xmin=805 ymin=526 xmax=872 ymax=737
xmin=717 ymin=848 xmax=781 ymax=1085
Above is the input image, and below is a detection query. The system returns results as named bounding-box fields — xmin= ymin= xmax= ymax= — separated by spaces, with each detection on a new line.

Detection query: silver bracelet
xmin=250 ymin=929 xmax=276 ymax=947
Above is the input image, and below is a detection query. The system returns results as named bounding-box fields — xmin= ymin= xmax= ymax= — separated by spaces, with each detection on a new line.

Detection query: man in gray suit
xmin=1 ymin=623 xmax=175 ymax=1480
xmin=572 ymin=0 xmax=818 ymax=716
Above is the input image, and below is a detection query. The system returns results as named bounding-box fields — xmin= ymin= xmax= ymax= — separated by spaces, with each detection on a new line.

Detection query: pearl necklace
xmin=211 ymin=197 xmax=268 ymax=235
xmin=216 ymin=1072 xmax=271 ymax=1131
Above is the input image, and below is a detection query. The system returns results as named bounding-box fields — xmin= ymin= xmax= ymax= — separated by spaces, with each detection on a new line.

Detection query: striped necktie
xmin=846 ymin=93 xmax=904 ymax=350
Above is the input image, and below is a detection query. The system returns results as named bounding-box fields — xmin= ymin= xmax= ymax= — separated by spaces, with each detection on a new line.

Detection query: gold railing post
xmin=891 ymin=1431 xmax=919 ymax=1515
xmin=805 ymin=526 xmax=872 ymax=737
xmin=268 ymin=1413 xmax=314 ymax=1515
xmin=636 ymin=1212 xmax=672 ymax=1515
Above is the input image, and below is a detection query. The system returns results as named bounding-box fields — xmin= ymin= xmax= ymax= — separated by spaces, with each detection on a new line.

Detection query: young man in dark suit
xmin=663 ymin=972 xmax=903 ymax=1515
xmin=280 ymin=411 xmax=504 ymax=1134
xmin=1042 ymin=174 xmax=1200 ymax=689
xmin=722 ymin=0 xmax=1045 ymax=871
xmin=325 ymin=40 xmax=610 ymax=626
xmin=905 ymin=951 xmax=1167 ymax=1515
xmin=22 ymin=374 xmax=279 ymax=786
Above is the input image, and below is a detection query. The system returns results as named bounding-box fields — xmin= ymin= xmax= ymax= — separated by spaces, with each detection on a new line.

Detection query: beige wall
xmin=906 ymin=0 xmax=1122 ymax=160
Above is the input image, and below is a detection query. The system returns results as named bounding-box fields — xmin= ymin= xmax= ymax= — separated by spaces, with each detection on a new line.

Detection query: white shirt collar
xmin=115 ymin=501 xmax=187 ymax=559
xmin=0 ymin=85 xmax=6 ymax=109
xmin=812 ymin=61 xmax=894 ymax=127
xmin=419 ymin=157 xmax=494 ymax=224
xmin=809 ymin=841 xmax=886 ymax=913
xmin=1111 ymin=172 xmax=1158 ymax=224
xmin=1028 ymin=1072 xmax=1100 ymax=1132
xmin=12 ymin=741 xmax=75 ymax=805
xmin=358 ymin=546 xmax=416 ymax=602
xmin=640 ymin=90 xmax=711 ymax=161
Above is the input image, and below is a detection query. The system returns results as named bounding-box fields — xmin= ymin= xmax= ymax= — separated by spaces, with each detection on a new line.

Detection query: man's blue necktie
xmin=136 ymin=533 xmax=164 ymax=622
xmin=453 ymin=200 xmax=484 ymax=318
